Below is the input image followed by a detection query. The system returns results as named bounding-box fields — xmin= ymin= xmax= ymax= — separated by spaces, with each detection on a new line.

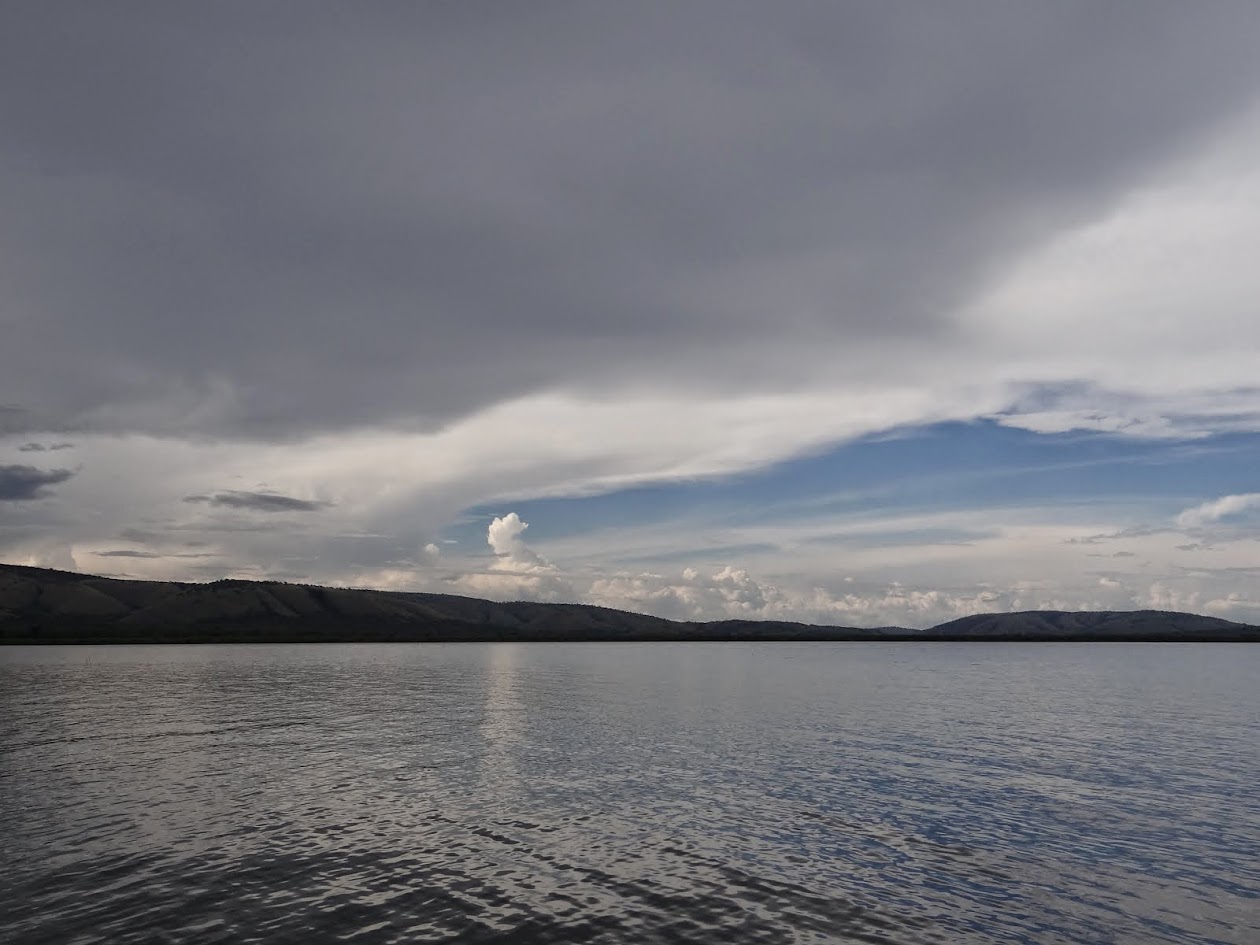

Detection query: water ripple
xmin=1 ymin=642 xmax=1257 ymax=944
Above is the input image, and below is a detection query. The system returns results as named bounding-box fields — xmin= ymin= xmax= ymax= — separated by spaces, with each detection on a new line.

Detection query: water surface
xmin=2 ymin=643 xmax=1257 ymax=943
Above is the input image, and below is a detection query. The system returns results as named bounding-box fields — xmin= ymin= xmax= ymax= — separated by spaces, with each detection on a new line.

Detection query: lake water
xmin=1 ymin=643 xmax=1257 ymax=944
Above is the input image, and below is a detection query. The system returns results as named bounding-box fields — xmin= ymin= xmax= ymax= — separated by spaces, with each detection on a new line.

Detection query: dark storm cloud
xmin=183 ymin=491 xmax=332 ymax=512
xmin=0 ymin=465 xmax=75 ymax=500
xmin=5 ymin=2 xmax=1260 ymax=437
xmin=17 ymin=442 xmax=74 ymax=452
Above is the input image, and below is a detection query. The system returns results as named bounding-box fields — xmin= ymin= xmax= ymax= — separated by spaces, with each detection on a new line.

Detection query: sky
xmin=3 ymin=2 xmax=1260 ymax=628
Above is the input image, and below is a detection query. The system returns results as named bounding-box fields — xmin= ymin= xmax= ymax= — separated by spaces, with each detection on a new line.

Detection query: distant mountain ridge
xmin=1 ymin=563 xmax=1256 ymax=644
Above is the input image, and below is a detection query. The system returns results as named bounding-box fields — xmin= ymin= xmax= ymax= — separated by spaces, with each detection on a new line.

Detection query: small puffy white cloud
xmin=423 ymin=542 xmax=441 ymax=561
xmin=485 ymin=512 xmax=555 ymax=575
xmin=488 ymin=512 xmax=533 ymax=560
xmin=1175 ymin=493 xmax=1260 ymax=528
xmin=452 ymin=513 xmax=575 ymax=603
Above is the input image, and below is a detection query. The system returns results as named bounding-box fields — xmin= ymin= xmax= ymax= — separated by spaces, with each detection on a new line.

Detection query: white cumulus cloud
xmin=488 ymin=513 xmax=530 ymax=558
xmin=452 ymin=513 xmax=574 ymax=603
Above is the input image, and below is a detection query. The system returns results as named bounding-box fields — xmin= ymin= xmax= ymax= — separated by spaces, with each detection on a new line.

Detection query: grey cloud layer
xmin=6 ymin=2 xmax=1260 ymax=437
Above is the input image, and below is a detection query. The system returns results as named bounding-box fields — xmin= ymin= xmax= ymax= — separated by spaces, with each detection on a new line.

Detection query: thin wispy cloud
xmin=1176 ymin=493 xmax=1260 ymax=528
xmin=17 ymin=442 xmax=75 ymax=452
xmin=183 ymin=491 xmax=332 ymax=513
xmin=90 ymin=549 xmax=217 ymax=560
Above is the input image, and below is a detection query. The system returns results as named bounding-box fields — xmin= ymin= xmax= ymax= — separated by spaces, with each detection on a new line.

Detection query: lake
xmin=1 ymin=643 xmax=1257 ymax=944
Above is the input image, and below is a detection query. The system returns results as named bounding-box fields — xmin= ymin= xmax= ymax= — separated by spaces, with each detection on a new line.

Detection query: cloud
xmin=16 ymin=442 xmax=74 ymax=452
xmin=1203 ymin=593 xmax=1260 ymax=623
xmin=0 ymin=465 xmax=75 ymax=501
xmin=5 ymin=5 xmax=1260 ymax=441
xmin=1176 ymin=493 xmax=1260 ymax=528
xmin=431 ymin=510 xmax=1146 ymax=626
xmin=485 ymin=512 xmax=557 ymax=572
xmin=1137 ymin=581 xmax=1202 ymax=614
xmin=5 ymin=6 xmax=1260 ymax=620
xmin=0 ymin=406 xmax=30 ymax=435
xmin=487 ymin=512 xmax=534 ymax=561
xmin=588 ymin=566 xmax=782 ymax=622
xmin=1065 ymin=526 xmax=1164 ymax=545
xmin=585 ymin=567 xmax=1111 ymax=628
xmin=451 ymin=513 xmax=574 ymax=602
xmin=90 ymin=549 xmax=216 ymax=559
xmin=182 ymin=490 xmax=332 ymax=512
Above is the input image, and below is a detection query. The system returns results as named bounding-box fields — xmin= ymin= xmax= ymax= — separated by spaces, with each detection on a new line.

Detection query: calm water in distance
xmin=2 ymin=642 xmax=1257 ymax=944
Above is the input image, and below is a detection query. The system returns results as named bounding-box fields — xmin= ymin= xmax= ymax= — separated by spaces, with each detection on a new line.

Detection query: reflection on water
xmin=479 ymin=643 xmax=524 ymax=792
xmin=1 ymin=643 xmax=1257 ymax=944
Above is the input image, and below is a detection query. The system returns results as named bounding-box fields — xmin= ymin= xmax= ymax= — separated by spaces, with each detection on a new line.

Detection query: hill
xmin=1 ymin=563 xmax=1256 ymax=643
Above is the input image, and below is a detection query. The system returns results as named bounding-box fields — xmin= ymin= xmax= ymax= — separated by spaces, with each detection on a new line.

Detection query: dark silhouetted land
xmin=1 ymin=563 xmax=1256 ymax=644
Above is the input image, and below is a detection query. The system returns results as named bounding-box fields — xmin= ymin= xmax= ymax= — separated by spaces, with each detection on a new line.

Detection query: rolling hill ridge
xmin=1 ymin=563 xmax=1256 ymax=643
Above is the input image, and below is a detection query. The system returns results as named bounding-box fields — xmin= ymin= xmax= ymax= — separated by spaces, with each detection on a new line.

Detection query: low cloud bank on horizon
xmin=4 ymin=4 xmax=1260 ymax=625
